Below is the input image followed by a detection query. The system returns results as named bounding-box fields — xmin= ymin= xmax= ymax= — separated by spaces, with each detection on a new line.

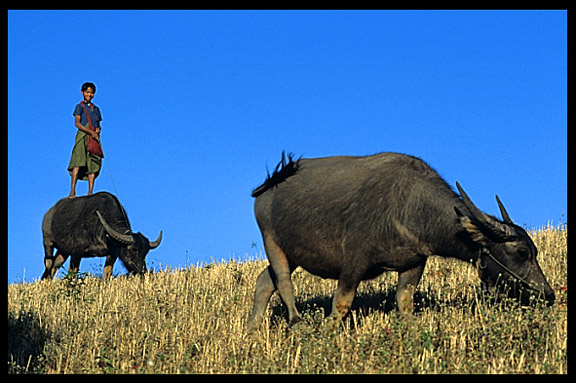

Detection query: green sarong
xmin=67 ymin=124 xmax=101 ymax=180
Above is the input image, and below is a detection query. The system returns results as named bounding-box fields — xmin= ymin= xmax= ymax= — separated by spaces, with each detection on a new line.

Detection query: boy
xmin=67 ymin=82 xmax=103 ymax=198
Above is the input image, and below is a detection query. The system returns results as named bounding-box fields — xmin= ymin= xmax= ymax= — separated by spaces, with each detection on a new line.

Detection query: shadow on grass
xmin=7 ymin=311 xmax=51 ymax=373
xmin=268 ymin=286 xmax=483 ymax=329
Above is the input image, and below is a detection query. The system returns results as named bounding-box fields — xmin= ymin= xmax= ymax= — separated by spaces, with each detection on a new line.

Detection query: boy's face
xmin=81 ymin=87 xmax=95 ymax=103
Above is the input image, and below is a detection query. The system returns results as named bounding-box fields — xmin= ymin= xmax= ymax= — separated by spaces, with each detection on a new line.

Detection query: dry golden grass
xmin=8 ymin=224 xmax=567 ymax=374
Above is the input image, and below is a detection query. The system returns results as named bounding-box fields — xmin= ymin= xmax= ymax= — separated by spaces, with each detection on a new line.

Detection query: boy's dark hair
xmin=81 ymin=82 xmax=96 ymax=92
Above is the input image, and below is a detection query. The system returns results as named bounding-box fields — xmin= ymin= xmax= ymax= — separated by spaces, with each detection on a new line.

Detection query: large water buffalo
xmin=247 ymin=152 xmax=555 ymax=331
xmin=41 ymin=192 xmax=162 ymax=280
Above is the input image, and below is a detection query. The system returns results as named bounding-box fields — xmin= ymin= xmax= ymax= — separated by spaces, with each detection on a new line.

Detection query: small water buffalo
xmin=247 ymin=152 xmax=555 ymax=331
xmin=41 ymin=192 xmax=162 ymax=279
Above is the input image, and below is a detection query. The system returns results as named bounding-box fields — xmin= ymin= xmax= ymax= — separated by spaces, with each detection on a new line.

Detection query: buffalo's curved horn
xmin=495 ymin=195 xmax=513 ymax=225
xmin=455 ymin=182 xmax=515 ymax=239
xmin=96 ymin=210 xmax=135 ymax=245
xmin=149 ymin=231 xmax=163 ymax=249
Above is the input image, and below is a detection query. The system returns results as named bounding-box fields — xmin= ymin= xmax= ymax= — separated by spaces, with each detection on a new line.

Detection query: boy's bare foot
xmin=67 ymin=194 xmax=76 ymax=199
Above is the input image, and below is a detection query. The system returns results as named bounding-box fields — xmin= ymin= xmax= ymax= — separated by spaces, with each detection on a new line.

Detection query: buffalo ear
xmin=455 ymin=207 xmax=487 ymax=246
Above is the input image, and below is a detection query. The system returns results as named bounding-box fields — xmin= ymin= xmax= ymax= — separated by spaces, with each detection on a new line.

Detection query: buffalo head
xmin=96 ymin=210 xmax=163 ymax=275
xmin=455 ymin=183 xmax=555 ymax=306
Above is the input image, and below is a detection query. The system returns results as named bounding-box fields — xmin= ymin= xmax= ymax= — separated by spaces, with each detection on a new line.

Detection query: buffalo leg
xmin=103 ymin=255 xmax=117 ymax=279
xmin=41 ymin=264 xmax=53 ymax=280
xmin=262 ymin=234 xmax=302 ymax=327
xmin=43 ymin=252 xmax=68 ymax=280
xmin=246 ymin=266 xmax=277 ymax=332
xmin=396 ymin=262 xmax=426 ymax=315
xmin=41 ymin=243 xmax=55 ymax=280
xmin=68 ymin=255 xmax=82 ymax=278
xmin=330 ymin=273 xmax=361 ymax=321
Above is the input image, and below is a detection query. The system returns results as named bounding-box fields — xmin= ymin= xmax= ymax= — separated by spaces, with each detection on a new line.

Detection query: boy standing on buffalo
xmin=68 ymin=82 xmax=103 ymax=198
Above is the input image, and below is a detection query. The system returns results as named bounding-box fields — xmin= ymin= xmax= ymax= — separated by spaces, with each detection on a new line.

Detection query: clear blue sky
xmin=8 ymin=10 xmax=566 ymax=283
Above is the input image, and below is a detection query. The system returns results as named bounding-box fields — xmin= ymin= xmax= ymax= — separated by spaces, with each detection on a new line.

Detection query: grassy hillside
xmin=8 ymin=224 xmax=567 ymax=373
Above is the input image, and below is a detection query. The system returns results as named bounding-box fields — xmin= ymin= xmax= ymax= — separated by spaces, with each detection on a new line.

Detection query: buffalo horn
xmin=455 ymin=182 xmax=515 ymax=239
xmin=495 ymin=195 xmax=513 ymax=225
xmin=149 ymin=231 xmax=163 ymax=249
xmin=96 ymin=210 xmax=135 ymax=245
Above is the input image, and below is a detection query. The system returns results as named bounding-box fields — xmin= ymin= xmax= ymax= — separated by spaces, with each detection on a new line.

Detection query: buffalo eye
xmin=517 ymin=249 xmax=530 ymax=261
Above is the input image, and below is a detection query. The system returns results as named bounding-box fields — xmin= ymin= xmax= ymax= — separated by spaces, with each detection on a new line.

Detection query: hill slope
xmin=8 ymin=225 xmax=567 ymax=373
